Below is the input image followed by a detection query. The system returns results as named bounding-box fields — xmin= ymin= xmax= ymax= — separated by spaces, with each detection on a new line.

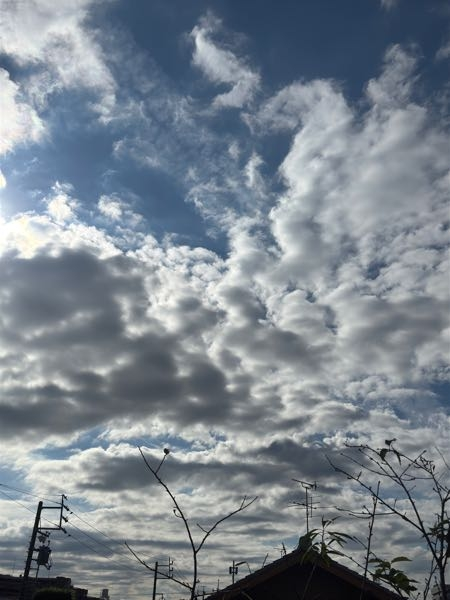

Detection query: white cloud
xmin=45 ymin=182 xmax=77 ymax=222
xmin=0 ymin=209 xmax=119 ymax=260
xmin=244 ymin=153 xmax=264 ymax=194
xmin=436 ymin=39 xmax=450 ymax=60
xmin=0 ymin=0 xmax=116 ymax=117
xmin=366 ymin=44 xmax=417 ymax=108
xmin=191 ymin=15 xmax=260 ymax=109
xmin=97 ymin=194 xmax=144 ymax=234
xmin=98 ymin=194 xmax=124 ymax=221
xmin=227 ymin=44 xmax=449 ymax=405
xmin=0 ymin=69 xmax=45 ymax=155
xmin=251 ymin=79 xmax=349 ymax=133
xmin=379 ymin=0 xmax=400 ymax=9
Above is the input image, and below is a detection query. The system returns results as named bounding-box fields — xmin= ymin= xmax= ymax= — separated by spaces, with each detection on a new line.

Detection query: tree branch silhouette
xmin=127 ymin=447 xmax=258 ymax=600
xmin=328 ymin=441 xmax=450 ymax=599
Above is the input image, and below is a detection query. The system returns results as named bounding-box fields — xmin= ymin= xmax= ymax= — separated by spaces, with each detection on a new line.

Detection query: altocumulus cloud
xmin=191 ymin=13 xmax=260 ymax=110
xmin=0 ymin=2 xmax=449 ymax=597
xmin=0 ymin=0 xmax=116 ymax=118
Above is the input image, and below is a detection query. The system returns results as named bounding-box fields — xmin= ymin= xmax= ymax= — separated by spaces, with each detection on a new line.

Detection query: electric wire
xmin=61 ymin=514 xmax=162 ymax=574
xmin=61 ymin=510 xmax=176 ymax=580
xmin=0 ymin=482 xmax=62 ymax=505
xmin=1 ymin=488 xmax=168 ymax=580
xmin=1 ymin=481 xmax=198 ymax=596
xmin=0 ymin=481 xmax=162 ymax=564
xmin=61 ymin=527 xmax=152 ymax=578
xmin=63 ymin=528 xmax=112 ymax=561
xmin=68 ymin=519 xmax=164 ymax=570
xmin=0 ymin=489 xmax=188 ymax=600
xmin=171 ymin=563 xmax=190 ymax=588
xmin=68 ymin=509 xmax=122 ymax=546
xmin=27 ymin=508 xmax=143 ymax=581
xmin=0 ymin=488 xmax=38 ymax=515
xmin=0 ymin=485 xmax=136 ymax=569
xmin=65 ymin=505 xmax=170 ymax=569
xmin=67 ymin=509 xmax=146 ymax=561
xmin=64 ymin=521 xmax=117 ymax=559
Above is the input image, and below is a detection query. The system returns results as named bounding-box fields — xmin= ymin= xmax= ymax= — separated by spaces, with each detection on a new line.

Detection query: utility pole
xmin=229 ymin=560 xmax=237 ymax=585
xmin=228 ymin=560 xmax=250 ymax=585
xmin=23 ymin=501 xmax=43 ymax=580
xmin=20 ymin=495 xmax=69 ymax=600
xmin=152 ymin=558 xmax=173 ymax=600
xmin=152 ymin=561 xmax=158 ymax=600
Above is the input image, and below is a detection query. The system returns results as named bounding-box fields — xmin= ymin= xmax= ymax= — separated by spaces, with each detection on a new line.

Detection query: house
xmin=0 ymin=573 xmax=103 ymax=600
xmin=207 ymin=547 xmax=403 ymax=600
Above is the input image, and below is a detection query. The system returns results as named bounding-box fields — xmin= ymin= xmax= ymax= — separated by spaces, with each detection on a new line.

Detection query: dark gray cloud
xmin=0 ymin=248 xmax=243 ymax=437
xmin=0 ymin=250 xmax=130 ymax=338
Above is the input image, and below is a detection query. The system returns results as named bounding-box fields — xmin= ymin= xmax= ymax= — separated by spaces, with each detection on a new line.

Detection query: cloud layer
xmin=0 ymin=2 xmax=448 ymax=598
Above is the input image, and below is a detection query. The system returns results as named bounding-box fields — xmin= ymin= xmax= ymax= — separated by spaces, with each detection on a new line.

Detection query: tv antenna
xmin=292 ymin=479 xmax=318 ymax=533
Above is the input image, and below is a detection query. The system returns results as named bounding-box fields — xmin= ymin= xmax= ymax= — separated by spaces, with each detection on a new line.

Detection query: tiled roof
xmin=206 ymin=547 xmax=403 ymax=600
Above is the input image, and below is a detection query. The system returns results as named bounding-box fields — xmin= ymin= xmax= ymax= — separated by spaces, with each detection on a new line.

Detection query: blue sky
xmin=0 ymin=1 xmax=449 ymax=598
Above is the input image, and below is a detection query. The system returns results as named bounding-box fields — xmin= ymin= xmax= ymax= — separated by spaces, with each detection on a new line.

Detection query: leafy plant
xmin=298 ymin=517 xmax=356 ymax=565
xmin=369 ymin=557 xmax=418 ymax=597
xmin=297 ymin=517 xmax=357 ymax=600
xmin=328 ymin=440 xmax=450 ymax=599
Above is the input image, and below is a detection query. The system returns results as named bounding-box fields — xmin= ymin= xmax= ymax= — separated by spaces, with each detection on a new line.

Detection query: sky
xmin=0 ymin=0 xmax=449 ymax=598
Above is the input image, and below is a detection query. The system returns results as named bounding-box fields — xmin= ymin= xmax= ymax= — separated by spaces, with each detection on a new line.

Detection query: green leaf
xmin=391 ymin=556 xmax=411 ymax=563
xmin=329 ymin=531 xmax=356 ymax=541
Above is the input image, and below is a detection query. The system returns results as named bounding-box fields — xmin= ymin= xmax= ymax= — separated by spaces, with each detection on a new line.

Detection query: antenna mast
xmin=292 ymin=479 xmax=317 ymax=533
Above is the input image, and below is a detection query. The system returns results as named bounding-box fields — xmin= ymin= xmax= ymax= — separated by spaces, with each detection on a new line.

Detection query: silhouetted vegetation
xmin=326 ymin=440 xmax=450 ymax=599
xmin=126 ymin=447 xmax=258 ymax=600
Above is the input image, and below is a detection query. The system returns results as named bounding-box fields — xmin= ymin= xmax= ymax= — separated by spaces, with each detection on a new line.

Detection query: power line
xmin=0 ymin=482 xmax=62 ymax=505
xmin=65 ymin=520 xmax=117 ymax=558
xmin=0 ymin=488 xmax=124 ymax=565
xmin=0 ymin=482 xmax=193 ymax=596
xmin=67 ymin=509 xmax=146 ymax=561
xmin=62 ymin=528 xmax=116 ymax=563
xmin=61 ymin=517 xmax=169 ymax=577
xmin=69 ymin=509 xmax=121 ymax=546
xmin=0 ymin=486 xmax=184 ymax=600
xmin=0 ymin=489 xmax=38 ymax=515
xmin=61 ymin=521 xmax=151 ymax=571
xmin=62 ymin=528 xmax=150 ymax=578
xmin=0 ymin=484 xmax=165 ymax=569
xmin=67 ymin=509 xmax=166 ymax=567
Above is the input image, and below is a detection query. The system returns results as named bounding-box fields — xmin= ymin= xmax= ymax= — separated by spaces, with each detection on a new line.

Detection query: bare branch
xmin=328 ymin=442 xmax=450 ymax=600
xmin=133 ymin=447 xmax=258 ymax=600
xmin=124 ymin=542 xmax=192 ymax=590
xmin=196 ymin=495 xmax=258 ymax=554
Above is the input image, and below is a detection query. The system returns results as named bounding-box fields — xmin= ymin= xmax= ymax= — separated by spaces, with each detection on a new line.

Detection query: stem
xmin=135 ymin=447 xmax=257 ymax=600
xmin=360 ymin=482 xmax=380 ymax=600
xmin=328 ymin=443 xmax=449 ymax=599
